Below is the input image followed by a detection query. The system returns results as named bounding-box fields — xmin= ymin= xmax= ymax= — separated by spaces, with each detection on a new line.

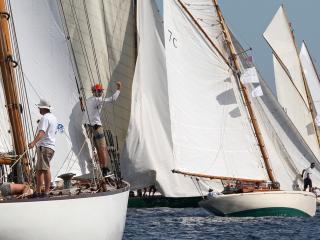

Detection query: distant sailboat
xmin=0 ymin=1 xmax=132 ymax=239
xmin=263 ymin=5 xmax=320 ymax=160
xmin=299 ymin=41 xmax=320 ymax=205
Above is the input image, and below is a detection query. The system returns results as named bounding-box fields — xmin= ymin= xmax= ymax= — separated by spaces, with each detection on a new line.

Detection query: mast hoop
xmin=5 ymin=54 xmax=18 ymax=68
xmin=0 ymin=11 xmax=9 ymax=20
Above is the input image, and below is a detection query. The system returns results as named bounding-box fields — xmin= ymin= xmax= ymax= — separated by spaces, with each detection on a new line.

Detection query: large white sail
xmin=164 ymin=0 xmax=267 ymax=180
xmin=121 ymin=0 xmax=202 ymax=197
xmin=300 ymin=42 xmax=320 ymax=116
xmin=59 ymin=0 xmax=135 ymax=152
xmin=263 ymin=6 xmax=320 ymax=159
xmin=10 ymin=0 xmax=89 ymax=178
xmin=263 ymin=6 xmax=307 ymax=103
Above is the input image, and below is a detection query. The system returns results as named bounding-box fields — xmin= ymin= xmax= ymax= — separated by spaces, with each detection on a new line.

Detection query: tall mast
xmin=212 ymin=0 xmax=276 ymax=183
xmin=0 ymin=0 xmax=30 ymax=182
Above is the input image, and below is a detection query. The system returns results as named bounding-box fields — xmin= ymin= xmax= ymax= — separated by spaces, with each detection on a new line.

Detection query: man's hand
xmin=28 ymin=142 xmax=35 ymax=149
xmin=116 ymin=81 xmax=122 ymax=90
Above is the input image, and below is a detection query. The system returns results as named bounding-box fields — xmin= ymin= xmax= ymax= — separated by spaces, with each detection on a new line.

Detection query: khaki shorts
xmin=85 ymin=125 xmax=107 ymax=149
xmin=36 ymin=147 xmax=55 ymax=171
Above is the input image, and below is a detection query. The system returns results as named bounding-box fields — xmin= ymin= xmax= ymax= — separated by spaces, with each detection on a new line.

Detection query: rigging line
xmin=60 ymin=0 xmax=97 ymax=129
xmin=69 ymin=0 xmax=95 ymax=86
xmin=57 ymin=0 xmax=93 ymax=129
xmin=0 ymin=149 xmax=28 ymax=182
xmin=82 ymin=0 xmax=102 ymax=83
xmin=191 ymin=177 xmax=204 ymax=198
xmin=65 ymin=139 xmax=86 ymax=174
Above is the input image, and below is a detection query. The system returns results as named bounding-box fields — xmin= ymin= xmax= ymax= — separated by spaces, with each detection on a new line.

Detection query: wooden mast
xmin=0 ymin=1 xmax=30 ymax=182
xmin=212 ymin=0 xmax=276 ymax=183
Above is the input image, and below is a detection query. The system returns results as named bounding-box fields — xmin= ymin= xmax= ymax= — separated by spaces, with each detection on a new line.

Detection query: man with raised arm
xmin=83 ymin=81 xmax=121 ymax=176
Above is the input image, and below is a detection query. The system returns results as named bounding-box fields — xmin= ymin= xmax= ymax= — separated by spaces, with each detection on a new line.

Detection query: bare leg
xmin=44 ymin=169 xmax=51 ymax=193
xmin=36 ymin=171 xmax=44 ymax=193
xmin=97 ymin=146 xmax=109 ymax=168
xmin=10 ymin=183 xmax=26 ymax=195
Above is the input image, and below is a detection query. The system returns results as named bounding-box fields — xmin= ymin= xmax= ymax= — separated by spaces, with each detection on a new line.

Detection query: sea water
xmin=124 ymin=208 xmax=320 ymax=239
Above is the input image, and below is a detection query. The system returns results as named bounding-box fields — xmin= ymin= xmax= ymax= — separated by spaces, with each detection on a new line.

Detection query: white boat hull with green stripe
xmin=200 ymin=191 xmax=316 ymax=217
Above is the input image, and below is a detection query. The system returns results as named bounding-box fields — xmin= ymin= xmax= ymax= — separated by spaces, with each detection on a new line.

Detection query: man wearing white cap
xmin=28 ymin=99 xmax=57 ymax=197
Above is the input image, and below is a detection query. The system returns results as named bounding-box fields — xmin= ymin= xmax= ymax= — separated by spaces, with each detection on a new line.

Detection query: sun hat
xmin=36 ymin=99 xmax=53 ymax=110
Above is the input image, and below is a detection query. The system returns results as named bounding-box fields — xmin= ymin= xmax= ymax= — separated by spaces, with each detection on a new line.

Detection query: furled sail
xmin=300 ymin=42 xmax=320 ymax=116
xmin=10 ymin=0 xmax=90 ymax=178
xmin=164 ymin=0 xmax=267 ymax=180
xmin=59 ymin=0 xmax=136 ymax=152
xmin=121 ymin=0 xmax=203 ymax=197
xmin=263 ymin=6 xmax=320 ymax=159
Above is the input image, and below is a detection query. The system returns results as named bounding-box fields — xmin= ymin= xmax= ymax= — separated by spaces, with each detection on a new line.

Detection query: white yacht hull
xmin=0 ymin=186 xmax=129 ymax=240
xmin=199 ymin=191 xmax=316 ymax=217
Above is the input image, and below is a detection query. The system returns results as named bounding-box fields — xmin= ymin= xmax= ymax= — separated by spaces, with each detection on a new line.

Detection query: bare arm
xmin=104 ymin=81 xmax=122 ymax=103
xmin=28 ymin=130 xmax=45 ymax=149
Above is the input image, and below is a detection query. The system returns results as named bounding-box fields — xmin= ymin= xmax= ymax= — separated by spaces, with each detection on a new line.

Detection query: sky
xmin=156 ymin=0 xmax=320 ymax=93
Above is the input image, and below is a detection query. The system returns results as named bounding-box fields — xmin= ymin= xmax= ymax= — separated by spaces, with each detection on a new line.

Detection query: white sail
xmin=263 ymin=6 xmax=320 ymax=159
xmin=164 ymin=0 xmax=267 ymax=180
xmin=182 ymin=0 xmax=229 ymax=59
xmin=300 ymin=42 xmax=320 ymax=116
xmin=121 ymin=0 xmax=202 ymax=197
xmin=10 ymin=0 xmax=89 ymax=178
xmin=232 ymin=34 xmax=320 ymax=190
xmin=59 ymin=0 xmax=135 ymax=152
xmin=263 ymin=6 xmax=307 ymax=103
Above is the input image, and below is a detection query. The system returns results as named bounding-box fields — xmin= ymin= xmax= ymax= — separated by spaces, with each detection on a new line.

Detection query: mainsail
xmin=263 ymin=6 xmax=320 ymax=159
xmin=59 ymin=0 xmax=136 ymax=152
xmin=10 ymin=0 xmax=88 ymax=178
xmin=121 ymin=0 xmax=203 ymax=197
xmin=165 ymin=0 xmax=267 ymax=180
xmin=300 ymin=42 xmax=320 ymax=117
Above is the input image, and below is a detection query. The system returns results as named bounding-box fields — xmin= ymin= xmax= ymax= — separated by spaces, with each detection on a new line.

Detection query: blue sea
xmin=123 ymin=208 xmax=320 ymax=240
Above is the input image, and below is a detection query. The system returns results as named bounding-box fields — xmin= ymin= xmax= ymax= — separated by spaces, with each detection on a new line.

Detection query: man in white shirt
xmin=83 ymin=82 xmax=121 ymax=176
xmin=302 ymin=162 xmax=316 ymax=192
xmin=28 ymin=99 xmax=57 ymax=197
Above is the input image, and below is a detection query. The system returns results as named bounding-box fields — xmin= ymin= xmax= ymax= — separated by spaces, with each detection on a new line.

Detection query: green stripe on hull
xmin=226 ymin=207 xmax=310 ymax=217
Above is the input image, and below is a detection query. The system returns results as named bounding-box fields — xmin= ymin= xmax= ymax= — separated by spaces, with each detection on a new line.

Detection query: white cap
xmin=36 ymin=99 xmax=53 ymax=110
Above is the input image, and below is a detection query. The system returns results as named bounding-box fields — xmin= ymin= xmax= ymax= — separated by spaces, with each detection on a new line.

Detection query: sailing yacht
xmin=0 ymin=1 xmax=133 ymax=239
xmin=122 ymin=0 xmax=317 ymax=215
xmin=168 ymin=0 xmax=316 ymax=217
xmin=300 ymin=42 xmax=320 ymax=206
